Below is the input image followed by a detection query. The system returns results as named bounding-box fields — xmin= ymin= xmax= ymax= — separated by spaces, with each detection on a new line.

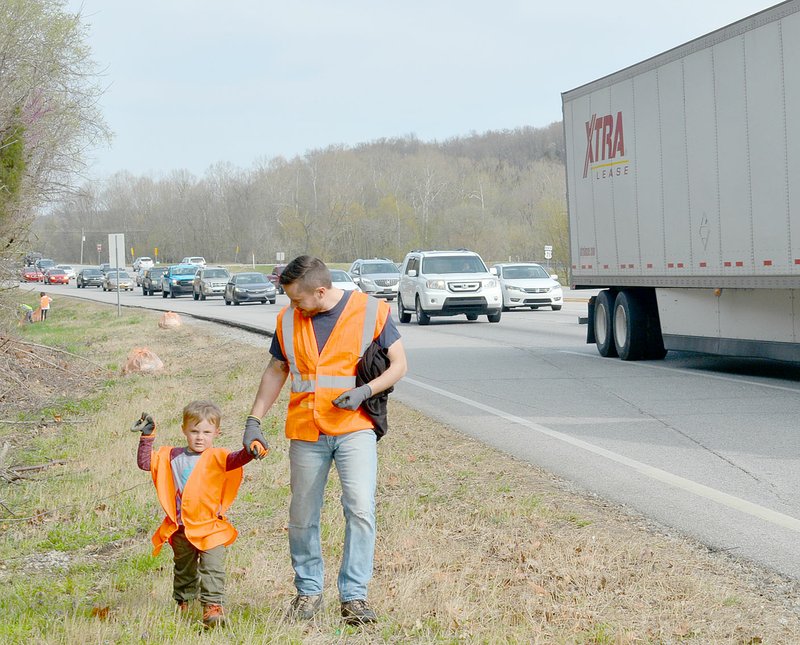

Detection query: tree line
xmin=1 ymin=1 xmax=108 ymax=288
xmin=33 ymin=123 xmax=571 ymax=278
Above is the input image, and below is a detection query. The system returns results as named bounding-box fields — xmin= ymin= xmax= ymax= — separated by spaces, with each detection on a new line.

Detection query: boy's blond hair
xmin=182 ymin=400 xmax=222 ymax=429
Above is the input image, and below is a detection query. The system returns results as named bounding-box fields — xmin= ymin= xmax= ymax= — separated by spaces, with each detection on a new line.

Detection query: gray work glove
xmin=243 ymin=415 xmax=269 ymax=459
xmin=131 ymin=412 xmax=156 ymax=436
xmin=332 ymin=384 xmax=372 ymax=411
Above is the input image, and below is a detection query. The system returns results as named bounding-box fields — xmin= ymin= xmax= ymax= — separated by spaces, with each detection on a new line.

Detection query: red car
xmin=44 ymin=268 xmax=69 ymax=284
xmin=22 ymin=267 xmax=44 ymax=282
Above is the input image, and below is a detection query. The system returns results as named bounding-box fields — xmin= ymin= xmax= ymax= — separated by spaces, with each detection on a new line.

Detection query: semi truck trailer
xmin=563 ymin=0 xmax=800 ymax=361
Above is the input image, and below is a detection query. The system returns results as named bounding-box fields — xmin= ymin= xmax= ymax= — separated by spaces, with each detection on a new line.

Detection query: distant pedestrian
xmin=18 ymin=303 xmax=33 ymax=325
xmin=39 ymin=292 xmax=52 ymax=321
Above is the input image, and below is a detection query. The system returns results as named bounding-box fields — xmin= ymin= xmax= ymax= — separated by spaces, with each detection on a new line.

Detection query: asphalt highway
xmin=24 ymin=279 xmax=800 ymax=580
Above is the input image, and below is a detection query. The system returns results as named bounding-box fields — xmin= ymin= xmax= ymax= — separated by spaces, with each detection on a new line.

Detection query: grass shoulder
xmin=1 ymin=297 xmax=799 ymax=643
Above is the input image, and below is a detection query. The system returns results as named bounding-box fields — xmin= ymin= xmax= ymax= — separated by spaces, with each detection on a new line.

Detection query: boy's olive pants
xmin=170 ymin=528 xmax=226 ymax=605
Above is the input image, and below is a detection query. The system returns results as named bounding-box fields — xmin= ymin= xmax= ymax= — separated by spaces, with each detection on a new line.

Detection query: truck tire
xmin=613 ymin=289 xmax=667 ymax=360
xmin=397 ymin=294 xmax=411 ymax=323
xmin=594 ymin=290 xmax=618 ymax=357
xmin=487 ymin=311 xmax=502 ymax=323
xmin=416 ymin=297 xmax=430 ymax=325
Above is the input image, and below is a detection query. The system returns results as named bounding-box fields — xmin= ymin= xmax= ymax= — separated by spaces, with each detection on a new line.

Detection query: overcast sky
xmin=68 ymin=0 xmax=776 ymax=179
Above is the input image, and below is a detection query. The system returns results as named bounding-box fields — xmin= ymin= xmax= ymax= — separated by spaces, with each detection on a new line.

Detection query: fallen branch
xmin=13 ymin=339 xmax=108 ymax=371
xmin=9 ymin=459 xmax=66 ymax=473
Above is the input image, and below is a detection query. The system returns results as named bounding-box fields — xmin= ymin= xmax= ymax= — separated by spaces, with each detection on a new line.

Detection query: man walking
xmin=243 ymin=255 xmax=407 ymax=625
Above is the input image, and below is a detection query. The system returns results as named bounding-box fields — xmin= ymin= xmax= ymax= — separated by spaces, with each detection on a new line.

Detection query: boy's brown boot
xmin=177 ymin=601 xmax=189 ymax=614
xmin=202 ymin=603 xmax=225 ymax=628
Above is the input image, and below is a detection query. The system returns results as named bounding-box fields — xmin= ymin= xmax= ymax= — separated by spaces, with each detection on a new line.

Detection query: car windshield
xmin=330 ymin=270 xmax=352 ymax=282
xmin=236 ymin=273 xmax=267 ymax=284
xmin=48 ymin=269 xmax=65 ymax=275
xmin=84 ymin=269 xmax=101 ymax=276
xmin=149 ymin=268 xmax=167 ymax=276
xmin=57 ymin=265 xmax=72 ymax=270
xmin=109 ymin=271 xmax=130 ymax=279
xmin=422 ymin=256 xmax=485 ymax=274
xmin=174 ymin=265 xmax=197 ymax=273
xmin=502 ymin=265 xmax=550 ymax=279
xmin=204 ymin=269 xmax=229 ymax=278
xmin=361 ymin=262 xmax=396 ymax=274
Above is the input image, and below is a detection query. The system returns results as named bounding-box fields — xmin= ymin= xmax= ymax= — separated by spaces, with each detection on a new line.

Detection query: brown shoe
xmin=341 ymin=599 xmax=377 ymax=625
xmin=286 ymin=594 xmax=323 ymax=621
xmin=202 ymin=603 xmax=225 ymax=628
xmin=176 ymin=601 xmax=189 ymax=614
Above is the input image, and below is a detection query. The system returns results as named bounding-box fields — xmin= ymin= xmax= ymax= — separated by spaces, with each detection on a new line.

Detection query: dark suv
xmin=267 ymin=264 xmax=287 ymax=294
xmin=141 ymin=266 xmax=168 ymax=296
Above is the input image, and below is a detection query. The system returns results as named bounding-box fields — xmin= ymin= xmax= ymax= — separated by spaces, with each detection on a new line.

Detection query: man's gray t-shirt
xmin=269 ymin=290 xmax=400 ymax=360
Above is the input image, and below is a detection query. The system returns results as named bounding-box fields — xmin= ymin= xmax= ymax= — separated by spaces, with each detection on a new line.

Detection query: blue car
xmin=161 ymin=264 xmax=199 ymax=298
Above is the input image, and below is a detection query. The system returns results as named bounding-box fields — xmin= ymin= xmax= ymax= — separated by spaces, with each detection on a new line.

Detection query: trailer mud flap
xmin=586 ymin=296 xmax=596 ymax=344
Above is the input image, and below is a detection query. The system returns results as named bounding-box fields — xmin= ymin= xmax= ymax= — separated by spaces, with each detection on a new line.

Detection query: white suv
xmin=398 ymin=250 xmax=502 ymax=325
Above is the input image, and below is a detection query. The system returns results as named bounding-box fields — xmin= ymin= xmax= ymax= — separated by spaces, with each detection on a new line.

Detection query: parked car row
xmin=31 ymin=254 xmax=563 ymax=325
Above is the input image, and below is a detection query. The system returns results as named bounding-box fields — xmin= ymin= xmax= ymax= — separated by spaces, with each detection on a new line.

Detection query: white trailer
xmin=563 ymin=0 xmax=800 ymax=361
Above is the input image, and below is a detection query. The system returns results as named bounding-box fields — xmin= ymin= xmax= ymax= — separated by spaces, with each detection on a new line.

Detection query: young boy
xmin=133 ymin=401 xmax=267 ymax=628
xmin=39 ymin=292 xmax=51 ymax=321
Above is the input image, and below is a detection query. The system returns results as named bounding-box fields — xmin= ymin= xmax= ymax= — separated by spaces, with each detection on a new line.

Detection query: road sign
xmin=277 ymin=252 xmax=285 ymax=262
xmin=544 ymin=244 xmax=553 ymax=260
xmin=108 ymin=233 xmax=125 ymax=268
xmin=96 ymin=243 xmax=102 ymax=252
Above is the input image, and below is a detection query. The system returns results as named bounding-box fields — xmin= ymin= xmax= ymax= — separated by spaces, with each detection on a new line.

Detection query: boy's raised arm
xmin=131 ymin=412 xmax=156 ymax=471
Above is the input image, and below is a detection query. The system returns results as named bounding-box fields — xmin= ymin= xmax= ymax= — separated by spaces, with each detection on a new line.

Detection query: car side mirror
xmin=550 ymin=274 xmax=558 ymax=280
xmin=489 ymin=267 xmax=498 ymax=275
xmin=408 ymin=269 xmax=417 ymax=277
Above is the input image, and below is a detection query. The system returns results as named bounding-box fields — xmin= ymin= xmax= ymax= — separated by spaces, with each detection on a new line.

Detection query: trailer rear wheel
xmin=613 ymin=291 xmax=645 ymax=360
xmin=594 ymin=290 xmax=618 ymax=357
xmin=613 ymin=289 xmax=667 ymax=360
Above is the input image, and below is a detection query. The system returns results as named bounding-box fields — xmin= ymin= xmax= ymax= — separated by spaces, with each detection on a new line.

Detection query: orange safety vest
xmin=276 ymin=291 xmax=390 ymax=442
xmin=40 ymin=295 xmax=52 ymax=309
xmin=149 ymin=446 xmax=243 ymax=555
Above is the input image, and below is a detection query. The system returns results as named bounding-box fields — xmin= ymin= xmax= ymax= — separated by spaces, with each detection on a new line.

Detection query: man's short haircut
xmin=182 ymin=400 xmax=222 ymax=429
xmin=280 ymin=255 xmax=332 ymax=291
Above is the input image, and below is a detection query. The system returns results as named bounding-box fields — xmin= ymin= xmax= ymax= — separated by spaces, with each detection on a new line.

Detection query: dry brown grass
xmin=2 ymin=298 xmax=800 ymax=643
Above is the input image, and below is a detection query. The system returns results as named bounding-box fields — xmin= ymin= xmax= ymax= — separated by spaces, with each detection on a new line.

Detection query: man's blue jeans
xmin=288 ymin=429 xmax=377 ymax=601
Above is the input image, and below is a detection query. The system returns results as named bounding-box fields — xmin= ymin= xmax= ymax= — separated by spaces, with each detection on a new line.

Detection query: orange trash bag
xmin=122 ymin=347 xmax=164 ymax=375
xmin=158 ymin=311 xmax=182 ymax=329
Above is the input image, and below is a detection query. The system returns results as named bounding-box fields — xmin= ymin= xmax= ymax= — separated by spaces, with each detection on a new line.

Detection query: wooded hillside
xmin=34 ymin=121 xmax=568 ymax=275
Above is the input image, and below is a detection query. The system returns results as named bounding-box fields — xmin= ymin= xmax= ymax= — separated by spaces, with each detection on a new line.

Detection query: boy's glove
xmin=243 ymin=415 xmax=269 ymax=458
xmin=131 ymin=412 xmax=156 ymax=436
xmin=332 ymin=384 xmax=372 ymax=410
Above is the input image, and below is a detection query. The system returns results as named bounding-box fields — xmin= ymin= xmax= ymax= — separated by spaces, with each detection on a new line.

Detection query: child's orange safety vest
xmin=149 ymin=446 xmax=242 ymax=555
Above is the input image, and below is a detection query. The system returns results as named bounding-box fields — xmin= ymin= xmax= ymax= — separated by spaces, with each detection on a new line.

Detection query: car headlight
xmin=549 ymin=285 xmax=562 ymax=293
xmin=234 ymin=287 xmax=244 ymax=294
xmin=482 ymin=279 xmax=497 ymax=288
xmin=360 ymin=278 xmax=376 ymax=288
xmin=504 ymin=284 xmax=523 ymax=292
xmin=426 ymin=279 xmax=446 ymax=290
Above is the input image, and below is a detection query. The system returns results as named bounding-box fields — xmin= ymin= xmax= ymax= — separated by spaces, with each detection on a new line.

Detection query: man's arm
xmin=249 ymin=355 xmax=290 ymax=418
xmin=365 ymin=338 xmax=407 ymax=396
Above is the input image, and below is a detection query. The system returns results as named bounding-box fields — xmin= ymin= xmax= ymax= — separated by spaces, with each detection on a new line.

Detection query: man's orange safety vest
xmin=276 ymin=291 xmax=390 ymax=442
xmin=149 ymin=446 xmax=242 ymax=555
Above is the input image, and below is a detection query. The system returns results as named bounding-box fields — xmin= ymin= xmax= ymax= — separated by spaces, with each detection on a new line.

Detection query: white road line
xmin=559 ymin=349 xmax=800 ymax=394
xmin=403 ymin=375 xmax=800 ymax=533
